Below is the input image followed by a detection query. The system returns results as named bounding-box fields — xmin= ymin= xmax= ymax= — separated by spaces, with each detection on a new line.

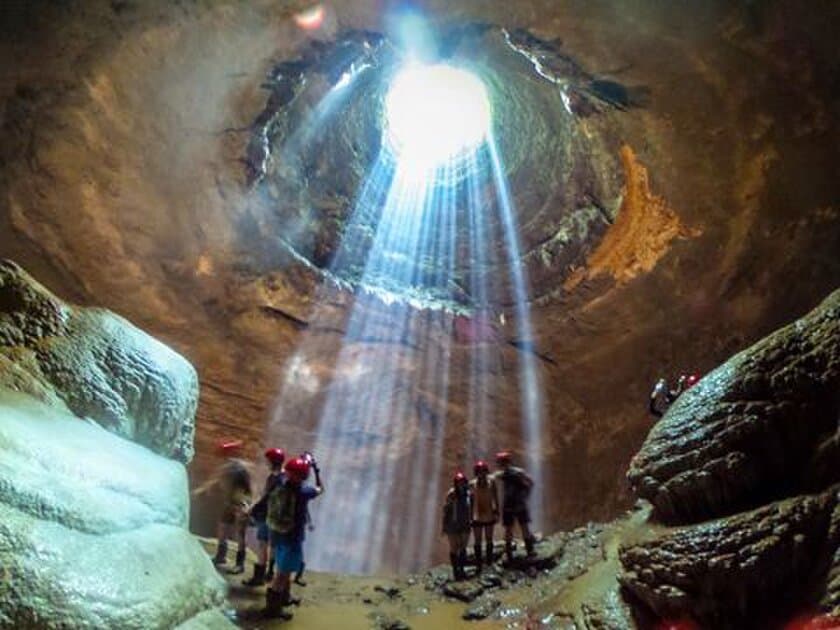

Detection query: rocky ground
xmin=203 ymin=510 xmax=657 ymax=630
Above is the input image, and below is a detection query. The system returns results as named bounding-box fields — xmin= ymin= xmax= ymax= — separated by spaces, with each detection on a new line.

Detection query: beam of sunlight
xmin=266 ymin=59 xmax=546 ymax=574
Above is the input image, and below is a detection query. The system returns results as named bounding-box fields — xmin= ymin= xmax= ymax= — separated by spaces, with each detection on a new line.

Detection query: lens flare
xmin=294 ymin=4 xmax=325 ymax=31
xmin=384 ymin=64 xmax=491 ymax=171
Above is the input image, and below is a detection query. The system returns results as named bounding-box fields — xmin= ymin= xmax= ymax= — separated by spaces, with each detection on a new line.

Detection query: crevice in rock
xmin=258 ymin=305 xmax=310 ymax=330
xmin=508 ymin=339 xmax=558 ymax=366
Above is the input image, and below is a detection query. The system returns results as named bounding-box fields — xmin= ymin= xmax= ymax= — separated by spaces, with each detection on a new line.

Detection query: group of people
xmin=204 ymin=442 xmax=535 ymax=616
xmin=442 ymin=451 xmax=536 ymax=580
xmin=208 ymin=440 xmax=324 ymax=620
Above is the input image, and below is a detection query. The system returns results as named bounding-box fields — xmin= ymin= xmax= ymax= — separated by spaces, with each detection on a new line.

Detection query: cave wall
xmin=1 ymin=0 xmax=839 ymax=567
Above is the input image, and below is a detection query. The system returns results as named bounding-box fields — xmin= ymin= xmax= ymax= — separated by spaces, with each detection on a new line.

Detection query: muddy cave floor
xmin=200 ymin=507 xmax=656 ymax=629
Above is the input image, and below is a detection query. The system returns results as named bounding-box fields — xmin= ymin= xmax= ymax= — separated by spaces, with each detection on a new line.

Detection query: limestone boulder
xmin=619 ymin=487 xmax=840 ymax=628
xmin=0 ymin=259 xmax=198 ymax=462
xmin=620 ymin=289 xmax=840 ymax=627
xmin=820 ymin=525 xmax=840 ymax=616
xmin=627 ymin=289 xmax=840 ymax=524
xmin=0 ymin=391 xmax=228 ymax=629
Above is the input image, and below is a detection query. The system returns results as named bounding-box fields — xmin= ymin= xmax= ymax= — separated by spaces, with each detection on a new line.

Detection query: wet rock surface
xmin=0 ymin=259 xmax=199 ymax=462
xmin=463 ymin=596 xmax=501 ymax=620
xmin=822 ymin=546 xmax=840 ymax=616
xmin=0 ymin=261 xmax=228 ymax=628
xmin=628 ymin=288 xmax=840 ymax=524
xmin=615 ymin=291 xmax=840 ymax=628
xmin=620 ymin=488 xmax=840 ymax=628
xmin=0 ymin=394 xmax=227 ymax=629
xmin=218 ymin=526 xmax=640 ymax=629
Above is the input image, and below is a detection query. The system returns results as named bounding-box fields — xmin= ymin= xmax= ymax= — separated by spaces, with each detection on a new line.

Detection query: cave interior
xmin=1 ymin=0 xmax=839 ymax=628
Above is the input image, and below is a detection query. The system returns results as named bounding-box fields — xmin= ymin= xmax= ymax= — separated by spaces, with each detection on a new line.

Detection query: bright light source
xmin=384 ymin=64 xmax=491 ymax=171
xmin=294 ymin=4 xmax=325 ymax=31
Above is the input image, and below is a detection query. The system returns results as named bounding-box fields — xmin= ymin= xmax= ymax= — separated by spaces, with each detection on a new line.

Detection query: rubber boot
xmin=485 ymin=541 xmax=494 ymax=565
xmin=264 ymin=588 xmax=293 ymax=620
xmin=228 ymin=547 xmax=246 ymax=574
xmin=213 ymin=540 xmax=228 ymax=567
xmin=450 ymin=553 xmax=460 ymax=581
xmin=242 ymin=563 xmax=265 ymax=587
xmin=294 ymin=562 xmax=307 ymax=586
xmin=525 ymin=536 xmax=536 ymax=557
xmin=505 ymin=540 xmax=514 ymax=562
xmin=459 ymin=549 xmax=468 ymax=579
xmin=473 ymin=544 xmax=483 ymax=575
xmin=281 ymin=585 xmax=301 ymax=607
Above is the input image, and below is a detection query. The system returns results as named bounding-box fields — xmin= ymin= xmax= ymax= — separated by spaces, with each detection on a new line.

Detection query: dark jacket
xmin=442 ymin=486 xmax=472 ymax=534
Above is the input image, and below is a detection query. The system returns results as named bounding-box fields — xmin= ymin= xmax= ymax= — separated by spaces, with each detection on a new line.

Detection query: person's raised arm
xmin=312 ymin=460 xmax=324 ymax=495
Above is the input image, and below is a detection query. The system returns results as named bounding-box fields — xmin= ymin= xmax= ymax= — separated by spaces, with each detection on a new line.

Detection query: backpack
xmin=250 ymin=473 xmax=283 ymax=522
xmin=267 ymin=483 xmax=298 ymax=535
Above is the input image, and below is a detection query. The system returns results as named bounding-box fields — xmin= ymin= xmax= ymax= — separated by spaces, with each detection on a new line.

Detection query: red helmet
xmin=284 ymin=457 xmax=310 ymax=483
xmin=453 ymin=471 xmax=468 ymax=485
xmin=474 ymin=460 xmax=489 ymax=474
xmin=217 ymin=439 xmax=243 ymax=456
xmin=264 ymin=448 xmax=285 ymax=465
xmin=495 ymin=451 xmax=512 ymax=465
xmin=685 ymin=373 xmax=701 ymax=389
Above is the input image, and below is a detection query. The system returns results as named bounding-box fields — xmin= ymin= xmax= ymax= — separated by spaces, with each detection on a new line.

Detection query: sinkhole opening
xmin=384 ymin=63 xmax=492 ymax=173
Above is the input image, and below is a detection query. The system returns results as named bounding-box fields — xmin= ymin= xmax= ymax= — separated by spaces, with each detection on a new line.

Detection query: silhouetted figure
xmin=495 ymin=451 xmax=535 ymax=561
xmin=243 ymin=447 xmax=285 ymax=587
xmin=442 ymin=471 xmax=472 ymax=580
xmin=649 ymin=377 xmax=676 ymax=418
xmin=264 ymin=456 xmax=324 ymax=620
xmin=470 ymin=460 xmax=499 ymax=573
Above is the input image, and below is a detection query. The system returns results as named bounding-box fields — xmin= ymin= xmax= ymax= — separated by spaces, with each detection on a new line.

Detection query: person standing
xmin=243 ymin=447 xmax=286 ymax=587
xmin=495 ymin=451 xmax=535 ymax=562
xmin=649 ymin=377 xmax=675 ymax=418
xmin=442 ymin=471 xmax=472 ymax=581
xmin=210 ymin=440 xmax=252 ymax=574
xmin=264 ymin=456 xmax=324 ymax=620
xmin=469 ymin=460 xmax=498 ymax=573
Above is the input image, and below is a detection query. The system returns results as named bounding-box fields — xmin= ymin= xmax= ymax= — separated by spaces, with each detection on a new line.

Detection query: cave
xmin=1 ymin=1 xmax=839 ymax=628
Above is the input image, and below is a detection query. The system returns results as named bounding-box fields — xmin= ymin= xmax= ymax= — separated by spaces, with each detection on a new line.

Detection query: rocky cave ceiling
xmin=1 ymin=0 xmax=839 ymax=571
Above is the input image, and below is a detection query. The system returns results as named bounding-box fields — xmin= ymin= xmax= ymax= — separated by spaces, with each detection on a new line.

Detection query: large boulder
xmin=618 ymin=289 xmax=840 ymax=627
xmin=0 ymin=259 xmax=198 ymax=462
xmin=627 ymin=289 xmax=840 ymax=524
xmin=822 ymin=548 xmax=840 ymax=616
xmin=0 ymin=260 xmax=229 ymax=628
xmin=0 ymin=391 xmax=227 ymax=628
xmin=619 ymin=487 xmax=840 ymax=628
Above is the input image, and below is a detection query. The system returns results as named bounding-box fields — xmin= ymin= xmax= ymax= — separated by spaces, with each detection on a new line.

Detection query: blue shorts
xmin=256 ymin=521 xmax=270 ymax=542
xmin=273 ymin=536 xmax=304 ymax=574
